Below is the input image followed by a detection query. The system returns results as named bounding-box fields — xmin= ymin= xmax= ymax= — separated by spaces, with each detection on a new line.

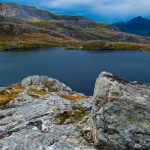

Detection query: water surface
xmin=0 ymin=47 xmax=150 ymax=95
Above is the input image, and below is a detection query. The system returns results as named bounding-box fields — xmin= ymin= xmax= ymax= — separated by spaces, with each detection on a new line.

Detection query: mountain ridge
xmin=113 ymin=16 xmax=150 ymax=36
xmin=1 ymin=3 xmax=150 ymax=51
xmin=0 ymin=2 xmax=92 ymax=22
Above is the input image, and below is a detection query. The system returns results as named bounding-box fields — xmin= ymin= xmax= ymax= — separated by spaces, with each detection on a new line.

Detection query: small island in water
xmin=0 ymin=2 xmax=150 ymax=150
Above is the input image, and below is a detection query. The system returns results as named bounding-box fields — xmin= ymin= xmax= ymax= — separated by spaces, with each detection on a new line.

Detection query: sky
xmin=1 ymin=0 xmax=150 ymax=23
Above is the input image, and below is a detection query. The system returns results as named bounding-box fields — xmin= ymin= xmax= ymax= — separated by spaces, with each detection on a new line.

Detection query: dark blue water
xmin=0 ymin=47 xmax=150 ymax=95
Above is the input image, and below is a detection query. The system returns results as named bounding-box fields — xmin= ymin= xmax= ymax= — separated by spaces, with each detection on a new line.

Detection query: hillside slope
xmin=0 ymin=2 xmax=91 ymax=22
xmin=1 ymin=3 xmax=150 ymax=51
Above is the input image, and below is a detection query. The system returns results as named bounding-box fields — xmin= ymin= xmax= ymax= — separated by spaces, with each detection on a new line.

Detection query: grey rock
xmin=91 ymin=72 xmax=150 ymax=149
xmin=21 ymin=75 xmax=49 ymax=87
xmin=0 ymin=72 xmax=150 ymax=149
xmin=0 ymin=87 xmax=5 ymax=91
xmin=0 ymin=75 xmax=92 ymax=150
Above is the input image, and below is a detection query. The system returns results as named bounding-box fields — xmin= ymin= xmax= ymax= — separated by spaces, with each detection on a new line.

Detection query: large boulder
xmin=91 ymin=72 xmax=150 ymax=149
xmin=0 ymin=75 xmax=92 ymax=150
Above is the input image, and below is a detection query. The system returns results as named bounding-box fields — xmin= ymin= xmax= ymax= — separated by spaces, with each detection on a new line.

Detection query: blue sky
xmin=1 ymin=0 xmax=150 ymax=23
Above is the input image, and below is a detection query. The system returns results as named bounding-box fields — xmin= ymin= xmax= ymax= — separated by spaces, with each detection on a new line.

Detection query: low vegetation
xmin=69 ymin=40 xmax=150 ymax=51
xmin=62 ymin=94 xmax=89 ymax=102
xmin=0 ymin=34 xmax=72 ymax=51
xmin=43 ymin=81 xmax=59 ymax=92
xmin=1 ymin=16 xmax=150 ymax=51
xmin=27 ymin=88 xmax=49 ymax=95
xmin=54 ymin=106 xmax=90 ymax=125
xmin=0 ymin=84 xmax=24 ymax=105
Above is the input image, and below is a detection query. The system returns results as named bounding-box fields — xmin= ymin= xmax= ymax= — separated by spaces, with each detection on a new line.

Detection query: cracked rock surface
xmin=0 ymin=72 xmax=150 ymax=150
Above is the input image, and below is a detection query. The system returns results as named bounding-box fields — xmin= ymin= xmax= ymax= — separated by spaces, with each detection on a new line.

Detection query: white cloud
xmin=43 ymin=0 xmax=90 ymax=8
xmin=2 ymin=0 xmax=150 ymax=22
xmin=40 ymin=0 xmax=150 ymax=22
xmin=93 ymin=0 xmax=150 ymax=21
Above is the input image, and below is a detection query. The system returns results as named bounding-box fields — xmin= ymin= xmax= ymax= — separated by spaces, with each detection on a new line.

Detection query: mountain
xmin=0 ymin=2 xmax=91 ymax=22
xmin=113 ymin=16 xmax=150 ymax=36
xmin=0 ymin=3 xmax=150 ymax=51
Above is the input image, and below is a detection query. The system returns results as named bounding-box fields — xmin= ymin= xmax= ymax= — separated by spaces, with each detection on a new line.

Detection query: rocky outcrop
xmin=0 ymin=75 xmax=93 ymax=150
xmin=0 ymin=72 xmax=150 ymax=149
xmin=91 ymin=72 xmax=150 ymax=149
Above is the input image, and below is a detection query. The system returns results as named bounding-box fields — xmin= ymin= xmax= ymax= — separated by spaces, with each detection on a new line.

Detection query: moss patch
xmin=54 ymin=107 xmax=90 ymax=125
xmin=43 ymin=81 xmax=58 ymax=92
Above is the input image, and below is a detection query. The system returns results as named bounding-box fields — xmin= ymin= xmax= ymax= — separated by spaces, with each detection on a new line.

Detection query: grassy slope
xmin=0 ymin=18 xmax=73 ymax=50
xmin=0 ymin=34 xmax=72 ymax=51
xmin=69 ymin=40 xmax=150 ymax=51
xmin=1 ymin=17 xmax=150 ymax=51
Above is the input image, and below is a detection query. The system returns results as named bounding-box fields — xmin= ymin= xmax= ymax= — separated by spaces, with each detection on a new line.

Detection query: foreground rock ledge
xmin=0 ymin=72 xmax=150 ymax=150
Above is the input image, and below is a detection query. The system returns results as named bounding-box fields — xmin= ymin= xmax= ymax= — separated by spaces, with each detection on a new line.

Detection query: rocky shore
xmin=0 ymin=72 xmax=150 ymax=149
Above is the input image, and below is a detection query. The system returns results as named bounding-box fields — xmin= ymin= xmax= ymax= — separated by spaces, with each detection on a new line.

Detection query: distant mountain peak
xmin=113 ymin=16 xmax=150 ymax=37
xmin=127 ymin=16 xmax=150 ymax=24
xmin=135 ymin=16 xmax=142 ymax=19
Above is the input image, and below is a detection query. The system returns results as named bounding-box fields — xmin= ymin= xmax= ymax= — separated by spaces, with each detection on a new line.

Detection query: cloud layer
xmin=1 ymin=0 xmax=150 ymax=22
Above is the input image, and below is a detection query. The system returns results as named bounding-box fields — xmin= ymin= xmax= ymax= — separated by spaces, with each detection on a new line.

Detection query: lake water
xmin=0 ymin=47 xmax=150 ymax=95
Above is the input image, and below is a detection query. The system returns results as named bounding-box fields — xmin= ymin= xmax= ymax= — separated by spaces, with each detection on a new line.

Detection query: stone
xmin=0 ymin=72 xmax=150 ymax=149
xmin=91 ymin=72 xmax=150 ymax=149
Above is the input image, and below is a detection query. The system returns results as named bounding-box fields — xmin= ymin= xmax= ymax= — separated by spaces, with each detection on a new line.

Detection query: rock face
xmin=92 ymin=72 xmax=150 ymax=149
xmin=0 ymin=75 xmax=93 ymax=150
xmin=0 ymin=72 xmax=150 ymax=149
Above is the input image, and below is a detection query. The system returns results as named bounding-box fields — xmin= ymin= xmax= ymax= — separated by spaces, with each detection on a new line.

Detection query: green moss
xmin=140 ymin=120 xmax=150 ymax=128
xmin=129 ymin=114 xmax=144 ymax=123
xmin=54 ymin=107 xmax=90 ymax=125
xmin=43 ymin=81 xmax=58 ymax=92
xmin=123 ymin=101 xmax=135 ymax=110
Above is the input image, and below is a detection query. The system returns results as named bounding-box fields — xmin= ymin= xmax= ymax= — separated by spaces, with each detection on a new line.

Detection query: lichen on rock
xmin=0 ymin=72 xmax=150 ymax=149
xmin=91 ymin=72 xmax=150 ymax=149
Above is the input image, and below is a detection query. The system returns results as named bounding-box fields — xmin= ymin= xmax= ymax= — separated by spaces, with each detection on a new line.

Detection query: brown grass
xmin=28 ymin=88 xmax=49 ymax=95
xmin=0 ymin=90 xmax=18 ymax=105
xmin=0 ymin=84 xmax=24 ymax=105
xmin=62 ymin=94 xmax=89 ymax=102
xmin=7 ymin=84 xmax=24 ymax=90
